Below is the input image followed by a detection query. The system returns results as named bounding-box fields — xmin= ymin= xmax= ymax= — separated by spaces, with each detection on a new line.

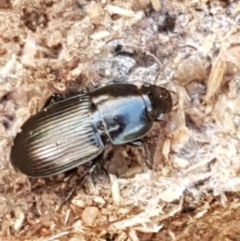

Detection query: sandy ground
xmin=1 ymin=0 xmax=240 ymax=240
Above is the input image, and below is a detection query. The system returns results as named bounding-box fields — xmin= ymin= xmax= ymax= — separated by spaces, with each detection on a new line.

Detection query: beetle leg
xmin=43 ymin=93 xmax=65 ymax=108
xmin=107 ymin=80 xmax=127 ymax=85
xmin=65 ymin=84 xmax=99 ymax=98
xmin=129 ymin=140 xmax=143 ymax=147
xmin=90 ymin=151 xmax=110 ymax=177
xmin=92 ymin=83 xmax=101 ymax=89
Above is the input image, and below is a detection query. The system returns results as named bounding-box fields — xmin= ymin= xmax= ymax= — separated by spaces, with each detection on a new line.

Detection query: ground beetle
xmin=10 ymin=82 xmax=172 ymax=177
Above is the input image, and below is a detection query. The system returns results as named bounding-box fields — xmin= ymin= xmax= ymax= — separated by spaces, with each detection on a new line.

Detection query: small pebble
xmin=81 ymin=206 xmax=100 ymax=226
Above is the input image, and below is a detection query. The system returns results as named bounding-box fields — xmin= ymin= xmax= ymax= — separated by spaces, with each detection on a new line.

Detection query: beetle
xmin=10 ymin=82 xmax=172 ymax=177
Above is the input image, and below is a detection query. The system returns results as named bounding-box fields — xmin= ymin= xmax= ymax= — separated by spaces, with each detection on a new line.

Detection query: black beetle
xmin=10 ymin=82 xmax=172 ymax=177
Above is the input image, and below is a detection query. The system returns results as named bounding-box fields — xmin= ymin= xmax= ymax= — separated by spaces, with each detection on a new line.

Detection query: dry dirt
xmin=1 ymin=0 xmax=240 ymax=240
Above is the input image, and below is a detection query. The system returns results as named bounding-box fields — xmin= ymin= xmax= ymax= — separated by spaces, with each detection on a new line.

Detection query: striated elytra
xmin=10 ymin=82 xmax=172 ymax=178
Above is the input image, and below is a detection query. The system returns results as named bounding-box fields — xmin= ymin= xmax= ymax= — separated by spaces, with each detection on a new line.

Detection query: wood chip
xmin=105 ymin=5 xmax=136 ymax=17
xmin=151 ymin=0 xmax=161 ymax=12
xmin=203 ymin=53 xmax=226 ymax=103
xmin=81 ymin=207 xmax=100 ymax=226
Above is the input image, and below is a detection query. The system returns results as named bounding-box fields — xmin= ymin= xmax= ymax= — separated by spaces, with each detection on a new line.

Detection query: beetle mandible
xmin=10 ymin=82 xmax=172 ymax=177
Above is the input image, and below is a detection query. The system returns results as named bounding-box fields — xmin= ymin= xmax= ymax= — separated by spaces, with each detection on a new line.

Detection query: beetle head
xmin=140 ymin=83 xmax=173 ymax=121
